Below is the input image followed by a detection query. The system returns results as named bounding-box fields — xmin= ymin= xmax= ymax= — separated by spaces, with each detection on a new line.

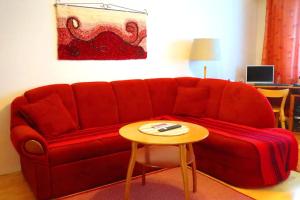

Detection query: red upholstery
xmin=112 ymin=79 xmax=153 ymax=122
xmin=197 ymin=119 xmax=297 ymax=186
xmin=10 ymin=77 xmax=297 ymax=200
xmin=197 ymin=78 xmax=229 ymax=118
xmin=24 ymin=84 xmax=79 ymax=126
xmin=72 ymin=82 xmax=119 ymax=128
xmin=218 ymin=82 xmax=275 ymax=128
xmin=20 ymin=156 xmax=51 ymax=199
xmin=20 ymin=94 xmax=78 ymax=137
xmin=163 ymin=115 xmax=298 ymax=187
xmin=48 ymin=125 xmax=130 ymax=166
xmin=175 ymin=77 xmax=200 ymax=87
xmin=146 ymin=78 xmax=177 ymax=116
xmin=11 ymin=125 xmax=48 ymax=157
xmin=11 ymin=96 xmax=29 ymax=128
xmin=50 ymin=151 xmax=144 ymax=198
xmin=173 ymin=87 xmax=209 ymax=117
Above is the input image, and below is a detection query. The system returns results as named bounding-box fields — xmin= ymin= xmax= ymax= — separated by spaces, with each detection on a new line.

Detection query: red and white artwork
xmin=56 ymin=5 xmax=147 ymax=60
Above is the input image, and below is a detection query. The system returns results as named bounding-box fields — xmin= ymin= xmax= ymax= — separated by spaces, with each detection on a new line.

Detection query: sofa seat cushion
xmin=161 ymin=115 xmax=298 ymax=187
xmin=48 ymin=124 xmax=131 ymax=166
xmin=161 ymin=115 xmax=260 ymax=158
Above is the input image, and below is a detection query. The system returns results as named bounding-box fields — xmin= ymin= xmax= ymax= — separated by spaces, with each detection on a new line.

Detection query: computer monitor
xmin=246 ymin=65 xmax=274 ymax=84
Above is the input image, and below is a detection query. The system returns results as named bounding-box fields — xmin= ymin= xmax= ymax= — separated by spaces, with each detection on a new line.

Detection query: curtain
xmin=262 ymin=0 xmax=300 ymax=84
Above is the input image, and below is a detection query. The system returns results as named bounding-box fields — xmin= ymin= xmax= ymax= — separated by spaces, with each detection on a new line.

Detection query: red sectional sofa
xmin=10 ymin=77 xmax=298 ymax=200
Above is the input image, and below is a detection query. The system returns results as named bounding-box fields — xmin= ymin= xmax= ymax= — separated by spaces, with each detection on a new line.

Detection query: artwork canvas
xmin=56 ymin=5 xmax=147 ymax=60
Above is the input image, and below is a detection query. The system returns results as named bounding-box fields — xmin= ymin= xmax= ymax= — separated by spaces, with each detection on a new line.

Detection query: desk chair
xmin=258 ymin=88 xmax=289 ymax=129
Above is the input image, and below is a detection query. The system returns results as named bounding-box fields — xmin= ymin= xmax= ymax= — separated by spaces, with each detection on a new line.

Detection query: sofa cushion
xmin=173 ymin=87 xmax=209 ymax=117
xmin=24 ymin=84 xmax=79 ymax=126
xmin=112 ymin=79 xmax=153 ymax=123
xmin=175 ymin=77 xmax=200 ymax=87
xmin=218 ymin=82 xmax=275 ymax=128
xmin=20 ymin=94 xmax=78 ymax=137
xmin=72 ymin=82 xmax=119 ymax=128
xmin=146 ymin=78 xmax=178 ymax=116
xmin=197 ymin=78 xmax=229 ymax=118
xmin=169 ymin=115 xmax=297 ymax=186
xmin=48 ymin=124 xmax=131 ymax=166
xmin=160 ymin=115 xmax=260 ymax=158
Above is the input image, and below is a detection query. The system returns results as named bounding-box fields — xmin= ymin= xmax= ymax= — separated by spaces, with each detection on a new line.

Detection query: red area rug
xmin=57 ymin=168 xmax=254 ymax=200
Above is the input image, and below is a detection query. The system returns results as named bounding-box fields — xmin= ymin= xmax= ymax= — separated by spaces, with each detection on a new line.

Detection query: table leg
xmin=188 ymin=143 xmax=197 ymax=192
xmin=125 ymin=142 xmax=138 ymax=200
xmin=141 ymin=165 xmax=146 ymax=185
xmin=179 ymin=144 xmax=190 ymax=200
xmin=142 ymin=145 xmax=150 ymax=185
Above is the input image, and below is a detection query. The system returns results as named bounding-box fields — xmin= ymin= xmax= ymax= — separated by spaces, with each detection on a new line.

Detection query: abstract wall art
xmin=55 ymin=4 xmax=147 ymax=60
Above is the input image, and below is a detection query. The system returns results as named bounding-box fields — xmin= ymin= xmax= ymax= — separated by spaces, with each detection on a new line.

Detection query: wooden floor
xmin=2 ymin=171 xmax=300 ymax=200
xmin=0 ymin=171 xmax=34 ymax=200
xmin=233 ymin=171 xmax=300 ymax=200
xmin=1 ymin=135 xmax=300 ymax=200
xmin=234 ymin=133 xmax=300 ymax=200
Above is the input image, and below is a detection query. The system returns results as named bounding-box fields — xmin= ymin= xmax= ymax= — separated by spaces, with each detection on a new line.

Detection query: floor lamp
xmin=190 ymin=38 xmax=221 ymax=79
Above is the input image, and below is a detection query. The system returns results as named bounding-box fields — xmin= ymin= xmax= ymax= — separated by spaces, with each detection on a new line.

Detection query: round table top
xmin=119 ymin=120 xmax=209 ymax=145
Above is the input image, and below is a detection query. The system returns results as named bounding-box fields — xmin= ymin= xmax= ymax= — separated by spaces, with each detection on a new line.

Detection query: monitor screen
xmin=246 ymin=65 xmax=274 ymax=83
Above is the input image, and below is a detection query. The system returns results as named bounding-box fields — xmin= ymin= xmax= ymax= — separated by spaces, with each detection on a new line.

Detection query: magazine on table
xmin=138 ymin=122 xmax=189 ymax=136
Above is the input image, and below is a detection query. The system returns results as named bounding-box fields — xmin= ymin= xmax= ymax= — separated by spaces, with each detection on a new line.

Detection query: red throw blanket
xmin=157 ymin=115 xmax=298 ymax=185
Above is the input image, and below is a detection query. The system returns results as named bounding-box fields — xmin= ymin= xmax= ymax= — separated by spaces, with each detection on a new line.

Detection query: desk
xmin=254 ymin=85 xmax=300 ymax=132
xmin=119 ymin=120 xmax=209 ymax=200
xmin=253 ymin=85 xmax=300 ymax=89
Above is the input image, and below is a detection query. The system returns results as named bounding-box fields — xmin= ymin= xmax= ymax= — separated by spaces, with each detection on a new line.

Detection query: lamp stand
xmin=203 ymin=64 xmax=207 ymax=79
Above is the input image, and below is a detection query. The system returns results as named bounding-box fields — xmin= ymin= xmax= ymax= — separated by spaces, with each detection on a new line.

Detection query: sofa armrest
xmin=11 ymin=125 xmax=48 ymax=156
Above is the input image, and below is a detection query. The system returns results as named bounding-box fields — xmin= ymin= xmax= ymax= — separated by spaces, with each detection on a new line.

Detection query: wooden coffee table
xmin=119 ymin=120 xmax=209 ymax=200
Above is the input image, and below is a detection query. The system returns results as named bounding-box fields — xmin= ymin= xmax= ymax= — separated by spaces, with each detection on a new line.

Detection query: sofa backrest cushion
xmin=19 ymin=94 xmax=78 ymax=137
xmin=197 ymin=78 xmax=229 ymax=118
xmin=12 ymin=78 xmax=276 ymax=132
xmin=173 ymin=86 xmax=209 ymax=117
xmin=175 ymin=77 xmax=200 ymax=87
xmin=24 ymin=84 xmax=79 ymax=126
xmin=218 ymin=82 xmax=275 ymax=128
xmin=72 ymin=82 xmax=119 ymax=128
xmin=112 ymin=79 xmax=153 ymax=123
xmin=146 ymin=78 xmax=177 ymax=116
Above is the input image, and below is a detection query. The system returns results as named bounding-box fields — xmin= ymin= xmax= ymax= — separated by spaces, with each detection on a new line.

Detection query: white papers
xmin=138 ymin=122 xmax=189 ymax=136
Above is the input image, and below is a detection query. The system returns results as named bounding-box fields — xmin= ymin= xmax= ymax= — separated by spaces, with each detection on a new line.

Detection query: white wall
xmin=0 ymin=0 xmax=264 ymax=174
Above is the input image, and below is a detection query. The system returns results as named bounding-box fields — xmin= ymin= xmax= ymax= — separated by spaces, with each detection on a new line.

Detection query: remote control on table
xmin=158 ymin=124 xmax=182 ymax=132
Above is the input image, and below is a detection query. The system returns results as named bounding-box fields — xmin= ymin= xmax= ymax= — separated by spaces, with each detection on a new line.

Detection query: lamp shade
xmin=190 ymin=38 xmax=221 ymax=61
